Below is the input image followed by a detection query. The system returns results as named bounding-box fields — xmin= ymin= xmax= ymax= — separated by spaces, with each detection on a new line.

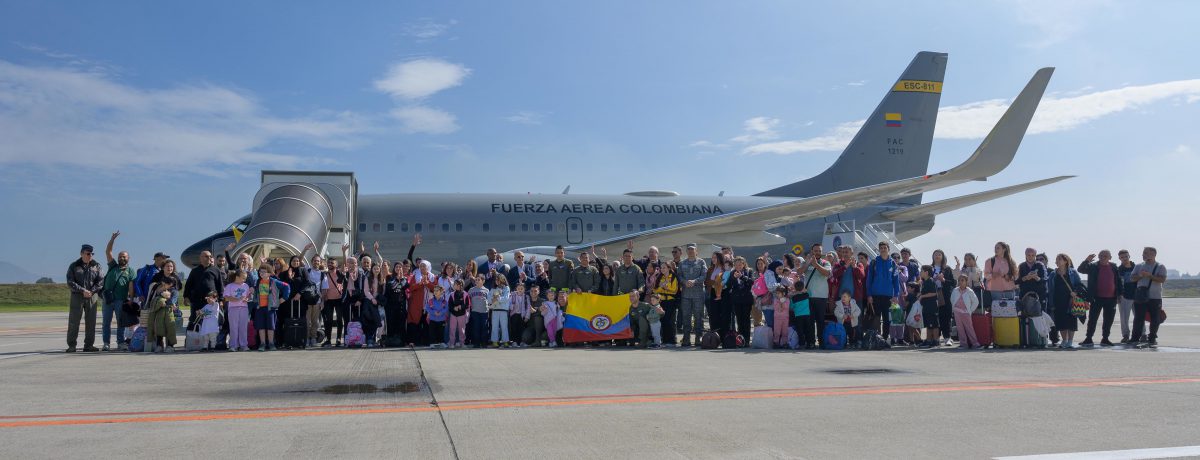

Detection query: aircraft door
xmin=566 ymin=217 xmax=583 ymax=244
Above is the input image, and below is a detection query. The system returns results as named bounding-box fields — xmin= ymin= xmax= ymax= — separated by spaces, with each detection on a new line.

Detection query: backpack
xmin=864 ymin=330 xmax=891 ymax=350
xmin=300 ymin=271 xmax=323 ymax=305
xmin=130 ymin=326 xmax=147 ymax=352
xmin=1020 ymin=292 xmax=1042 ymax=317
xmin=787 ymin=328 xmax=800 ymax=350
xmin=751 ymin=326 xmax=772 ymax=349
xmin=823 ymin=321 xmax=847 ymax=350
xmin=721 ymin=330 xmax=741 ymax=349
xmin=699 ymin=331 xmax=721 ymax=349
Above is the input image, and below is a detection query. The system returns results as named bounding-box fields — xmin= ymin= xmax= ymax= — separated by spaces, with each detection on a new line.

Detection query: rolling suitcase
xmin=971 ymin=312 xmax=993 ymax=348
xmin=345 ymin=305 xmax=366 ymax=348
xmin=283 ymin=301 xmax=307 ymax=349
xmin=1021 ymin=317 xmax=1046 ymax=349
xmin=993 ymin=316 xmax=1020 ymax=348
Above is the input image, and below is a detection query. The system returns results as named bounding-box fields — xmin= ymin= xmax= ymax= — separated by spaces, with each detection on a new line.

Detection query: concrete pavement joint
xmin=412 ymin=347 xmax=460 ymax=460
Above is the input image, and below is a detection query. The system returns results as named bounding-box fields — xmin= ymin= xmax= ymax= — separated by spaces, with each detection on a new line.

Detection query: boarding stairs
xmin=232 ymin=172 xmax=357 ymax=263
xmin=821 ymin=220 xmax=905 ymax=260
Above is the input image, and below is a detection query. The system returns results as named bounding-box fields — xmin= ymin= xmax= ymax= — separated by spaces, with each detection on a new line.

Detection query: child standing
xmin=148 ymin=278 xmax=178 ymax=353
xmin=467 ymin=276 xmax=491 ymax=349
xmin=904 ymin=282 xmax=921 ymax=345
xmin=198 ymin=291 xmax=222 ymax=351
xmin=223 ymin=270 xmax=251 ymax=352
xmin=771 ymin=286 xmax=790 ymax=348
xmin=541 ymin=289 xmax=561 ymax=348
xmin=489 ymin=276 xmax=512 ymax=347
xmin=527 ymin=285 xmax=545 ymax=346
xmin=919 ymin=265 xmax=941 ymax=347
xmin=950 ymin=273 xmax=981 ymax=349
xmin=833 ymin=291 xmax=861 ymax=349
xmin=790 ymin=282 xmax=813 ymax=349
xmin=447 ymin=280 xmax=468 ymax=348
xmin=425 ymin=285 xmax=448 ymax=349
xmin=644 ymin=292 xmax=666 ymax=348
xmin=509 ymin=283 xmax=530 ymax=348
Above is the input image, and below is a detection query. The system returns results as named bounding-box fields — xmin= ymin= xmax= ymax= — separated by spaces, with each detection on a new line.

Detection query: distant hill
xmin=0 ymin=261 xmax=44 ymax=284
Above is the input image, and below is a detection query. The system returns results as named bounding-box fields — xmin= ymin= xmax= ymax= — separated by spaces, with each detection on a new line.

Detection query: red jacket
xmin=828 ymin=262 xmax=867 ymax=303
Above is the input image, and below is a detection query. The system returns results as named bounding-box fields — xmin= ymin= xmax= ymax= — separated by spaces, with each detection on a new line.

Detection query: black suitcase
xmin=283 ymin=300 xmax=307 ymax=349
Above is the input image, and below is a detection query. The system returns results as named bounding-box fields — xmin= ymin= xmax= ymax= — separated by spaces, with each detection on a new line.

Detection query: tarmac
xmin=1 ymin=299 xmax=1199 ymax=459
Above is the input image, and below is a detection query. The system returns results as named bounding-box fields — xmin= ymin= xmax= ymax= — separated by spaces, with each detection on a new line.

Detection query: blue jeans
xmin=762 ymin=309 xmax=774 ymax=328
xmin=103 ymin=299 xmax=126 ymax=346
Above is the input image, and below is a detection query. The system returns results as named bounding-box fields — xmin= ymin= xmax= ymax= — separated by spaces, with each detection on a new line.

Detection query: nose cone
xmin=181 ymin=231 xmax=233 ymax=267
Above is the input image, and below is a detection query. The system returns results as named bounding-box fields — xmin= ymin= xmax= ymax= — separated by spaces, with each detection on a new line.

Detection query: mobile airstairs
xmin=821 ymin=221 xmax=905 ymax=260
xmin=232 ymin=171 xmax=358 ymax=264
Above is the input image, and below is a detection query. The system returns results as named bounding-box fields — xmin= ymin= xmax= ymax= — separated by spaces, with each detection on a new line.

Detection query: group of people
xmin=64 ymin=231 xmax=1170 ymax=353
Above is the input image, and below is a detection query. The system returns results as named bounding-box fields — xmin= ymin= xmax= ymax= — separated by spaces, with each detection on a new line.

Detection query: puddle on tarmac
xmin=286 ymin=382 xmax=421 ymax=394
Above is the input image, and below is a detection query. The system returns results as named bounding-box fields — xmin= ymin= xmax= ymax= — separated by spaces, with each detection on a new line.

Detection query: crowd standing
xmin=63 ymin=231 xmax=1171 ymax=353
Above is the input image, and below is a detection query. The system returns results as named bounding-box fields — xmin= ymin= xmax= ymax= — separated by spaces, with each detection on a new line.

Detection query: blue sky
xmin=1 ymin=0 xmax=1198 ymax=279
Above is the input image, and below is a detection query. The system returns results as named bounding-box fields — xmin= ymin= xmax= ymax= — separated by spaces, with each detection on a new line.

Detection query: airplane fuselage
xmin=355 ymin=192 xmax=928 ymax=264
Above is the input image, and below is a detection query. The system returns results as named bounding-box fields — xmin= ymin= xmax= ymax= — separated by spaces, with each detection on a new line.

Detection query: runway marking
xmin=994 ymin=445 xmax=1200 ymax=459
xmin=0 ymin=375 xmax=1172 ymax=421
xmin=1 ymin=375 xmax=1198 ymax=428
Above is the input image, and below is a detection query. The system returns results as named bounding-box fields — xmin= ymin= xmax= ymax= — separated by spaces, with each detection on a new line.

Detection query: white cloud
xmin=741 ymin=78 xmax=1200 ymax=155
xmin=1011 ymin=0 xmax=1115 ymax=49
xmin=846 ymin=80 xmax=867 ymax=87
xmin=402 ymin=18 xmax=457 ymax=40
xmin=741 ymin=121 xmax=862 ymax=155
xmin=503 ymin=111 xmax=546 ymax=125
xmin=687 ymin=140 xmax=729 ymax=149
xmin=374 ymin=58 xmax=470 ymax=100
xmin=936 ymin=79 xmax=1200 ymax=139
xmin=0 ymin=60 xmax=370 ymax=171
xmin=390 ymin=106 xmax=459 ymax=134
xmin=730 ymin=116 xmax=781 ymax=143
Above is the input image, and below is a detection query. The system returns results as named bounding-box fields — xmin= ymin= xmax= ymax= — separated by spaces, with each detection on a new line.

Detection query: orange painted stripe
xmin=1 ymin=376 xmax=1197 ymax=428
xmin=0 ymin=375 xmax=1175 ymax=421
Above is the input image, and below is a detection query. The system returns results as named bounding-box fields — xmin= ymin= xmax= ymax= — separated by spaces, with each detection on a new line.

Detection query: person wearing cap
xmin=677 ymin=243 xmax=707 ymax=347
xmin=66 ymin=244 xmax=104 ymax=352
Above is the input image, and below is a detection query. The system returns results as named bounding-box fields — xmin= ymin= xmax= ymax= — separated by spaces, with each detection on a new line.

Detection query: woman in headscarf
xmin=407 ymin=260 xmax=437 ymax=346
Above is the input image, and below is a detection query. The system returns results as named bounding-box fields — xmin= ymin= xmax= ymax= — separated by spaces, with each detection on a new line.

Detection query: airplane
xmin=181 ymin=51 xmax=1072 ymax=269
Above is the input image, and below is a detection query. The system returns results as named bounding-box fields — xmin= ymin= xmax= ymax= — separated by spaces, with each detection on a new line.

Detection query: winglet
xmin=942 ymin=67 xmax=1054 ymax=181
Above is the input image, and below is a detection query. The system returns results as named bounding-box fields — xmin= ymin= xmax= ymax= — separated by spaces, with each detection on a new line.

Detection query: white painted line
xmin=1159 ymin=322 xmax=1200 ymax=326
xmin=0 ymin=342 xmax=33 ymax=348
xmin=995 ymin=445 xmax=1200 ymax=460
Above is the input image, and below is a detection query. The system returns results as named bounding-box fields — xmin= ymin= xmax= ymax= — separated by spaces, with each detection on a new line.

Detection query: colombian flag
xmin=885 ymin=112 xmax=902 ymax=127
xmin=563 ymin=293 xmax=633 ymax=343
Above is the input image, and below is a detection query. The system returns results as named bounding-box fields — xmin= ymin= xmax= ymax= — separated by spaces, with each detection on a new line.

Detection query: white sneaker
xmin=164 ymin=346 xmax=175 ymax=353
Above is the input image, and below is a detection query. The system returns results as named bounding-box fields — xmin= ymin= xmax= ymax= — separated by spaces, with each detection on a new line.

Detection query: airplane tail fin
xmin=755 ymin=51 xmax=948 ymax=204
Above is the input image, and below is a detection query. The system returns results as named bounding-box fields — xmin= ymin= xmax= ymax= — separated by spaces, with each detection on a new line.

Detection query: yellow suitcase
xmin=993 ymin=316 xmax=1020 ymax=348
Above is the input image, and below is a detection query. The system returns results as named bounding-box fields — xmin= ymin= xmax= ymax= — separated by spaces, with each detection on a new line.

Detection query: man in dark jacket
xmin=504 ymin=251 xmax=536 ymax=291
xmin=184 ymin=251 xmax=223 ymax=325
xmin=1079 ymin=250 xmax=1122 ymax=346
xmin=66 ymin=244 xmax=104 ymax=352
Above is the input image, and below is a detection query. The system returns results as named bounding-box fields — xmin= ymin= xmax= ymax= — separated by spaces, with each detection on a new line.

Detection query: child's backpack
xmin=889 ymin=303 xmax=905 ymax=325
xmin=129 ymin=326 xmax=147 ymax=352
xmin=823 ymin=321 xmax=847 ymax=350
xmin=345 ymin=305 xmax=365 ymax=348
xmin=751 ymin=326 xmax=772 ymax=349
xmin=787 ymin=328 xmax=800 ymax=350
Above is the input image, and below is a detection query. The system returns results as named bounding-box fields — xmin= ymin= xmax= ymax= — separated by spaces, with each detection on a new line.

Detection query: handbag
xmin=1062 ymin=272 xmax=1089 ymax=318
xmin=1134 ymin=263 xmax=1158 ymax=302
xmin=1020 ymin=292 xmax=1042 ymax=317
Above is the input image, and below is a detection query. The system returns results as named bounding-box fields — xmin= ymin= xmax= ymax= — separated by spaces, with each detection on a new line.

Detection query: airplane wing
xmin=880 ymin=176 xmax=1073 ymax=222
xmin=568 ymin=67 xmax=1055 ymax=253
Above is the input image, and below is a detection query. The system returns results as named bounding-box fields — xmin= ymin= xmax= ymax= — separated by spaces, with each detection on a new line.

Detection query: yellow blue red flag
xmin=563 ymin=293 xmax=633 ymax=343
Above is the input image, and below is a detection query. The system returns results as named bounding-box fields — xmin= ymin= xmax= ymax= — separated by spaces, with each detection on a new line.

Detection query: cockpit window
xmin=227 ymin=214 xmax=251 ymax=233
